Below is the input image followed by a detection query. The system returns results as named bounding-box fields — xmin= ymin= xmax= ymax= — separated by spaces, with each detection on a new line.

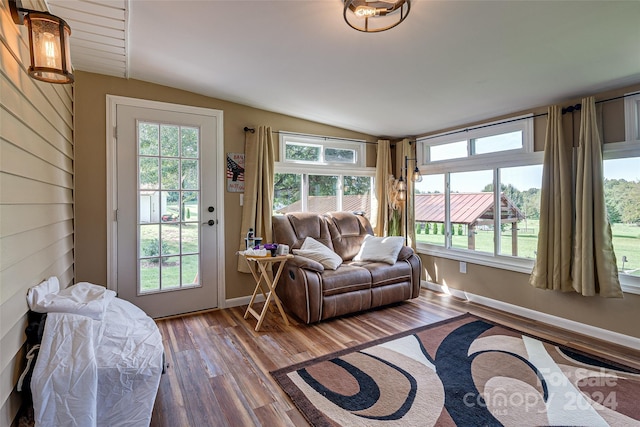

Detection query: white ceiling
xmin=46 ymin=0 xmax=640 ymax=138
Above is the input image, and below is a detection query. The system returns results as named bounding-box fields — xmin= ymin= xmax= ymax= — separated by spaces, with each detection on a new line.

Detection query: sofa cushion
xmin=325 ymin=212 xmax=373 ymax=261
xmin=321 ymin=265 xmax=371 ymax=296
xmin=349 ymin=260 xmax=412 ymax=288
xmin=353 ymin=235 xmax=405 ymax=265
xmin=293 ymin=237 xmax=343 ymax=270
xmin=288 ymin=213 xmax=333 ymax=249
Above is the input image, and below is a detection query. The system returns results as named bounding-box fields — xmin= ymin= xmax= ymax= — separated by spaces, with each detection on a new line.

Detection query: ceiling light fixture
xmin=343 ymin=0 xmax=411 ymax=33
xmin=9 ymin=0 xmax=73 ymax=84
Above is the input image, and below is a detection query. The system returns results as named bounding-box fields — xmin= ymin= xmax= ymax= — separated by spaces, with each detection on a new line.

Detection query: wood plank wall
xmin=0 ymin=0 xmax=74 ymax=424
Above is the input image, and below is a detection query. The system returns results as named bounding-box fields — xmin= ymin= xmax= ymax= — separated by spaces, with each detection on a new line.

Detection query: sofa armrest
xmin=397 ymin=246 xmax=415 ymax=261
xmin=288 ymin=255 xmax=325 ymax=272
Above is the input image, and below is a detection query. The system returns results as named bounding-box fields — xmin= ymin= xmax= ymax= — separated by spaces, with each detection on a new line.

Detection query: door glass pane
xmin=161 ymin=159 xmax=180 ymax=189
xmin=309 ymin=175 xmax=338 ymax=213
xmin=161 ymin=257 xmax=181 ymax=289
xmin=137 ymin=121 xmax=201 ymax=294
xmin=139 ymin=158 xmax=159 ymax=188
xmin=160 ymin=125 xmax=179 ymax=157
xmin=139 ymin=122 xmax=159 ymax=156
xmin=181 ymin=127 xmax=199 ymax=158
xmin=182 ymin=255 xmax=199 ymax=287
xmin=343 ymin=176 xmax=371 ymax=217
xmin=182 ymin=191 xmax=198 ymax=224
xmin=273 ymin=173 xmax=302 ymax=214
xmin=415 ymin=174 xmax=445 ymax=246
xmin=182 ymin=159 xmax=198 ymax=190
xmin=604 ymin=157 xmax=640 ymax=278
xmin=498 ymin=164 xmax=542 ymax=258
xmin=450 ymin=170 xmax=494 ymax=253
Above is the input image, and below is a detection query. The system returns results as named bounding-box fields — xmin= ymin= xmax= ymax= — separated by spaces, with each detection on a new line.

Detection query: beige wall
xmin=418 ymin=82 xmax=640 ymax=339
xmin=73 ymin=71 xmax=376 ymax=300
xmin=0 ymin=0 xmax=75 ymax=423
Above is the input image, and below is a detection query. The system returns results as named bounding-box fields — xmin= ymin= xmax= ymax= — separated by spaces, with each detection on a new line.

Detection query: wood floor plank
xmin=150 ymin=288 xmax=640 ymax=426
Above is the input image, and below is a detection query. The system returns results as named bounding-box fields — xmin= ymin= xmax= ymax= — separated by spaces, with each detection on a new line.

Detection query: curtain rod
xmin=417 ymin=91 xmax=639 ymax=142
xmin=243 ymin=127 xmax=378 ymax=145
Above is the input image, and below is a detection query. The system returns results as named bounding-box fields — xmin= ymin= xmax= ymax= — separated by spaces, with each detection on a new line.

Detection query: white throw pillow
xmin=293 ymin=237 xmax=343 ymax=270
xmin=353 ymin=235 xmax=404 ymax=265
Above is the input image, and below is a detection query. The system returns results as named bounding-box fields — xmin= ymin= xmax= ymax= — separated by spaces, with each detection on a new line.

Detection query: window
xmin=138 ymin=122 xmax=200 ymax=292
xmin=275 ymin=132 xmax=375 ymax=217
xmin=280 ymin=132 xmax=365 ymax=167
xmin=603 ymin=142 xmax=640 ymax=292
xmin=420 ymin=115 xmax=533 ymax=165
xmin=624 ymin=91 xmax=640 ymax=142
xmin=415 ymin=116 xmax=541 ymax=272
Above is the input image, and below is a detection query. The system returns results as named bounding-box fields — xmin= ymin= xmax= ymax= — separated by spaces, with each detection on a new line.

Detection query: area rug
xmin=271 ymin=314 xmax=640 ymax=426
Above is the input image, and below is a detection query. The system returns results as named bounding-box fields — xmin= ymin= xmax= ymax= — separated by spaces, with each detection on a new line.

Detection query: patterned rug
xmin=271 ymin=314 xmax=640 ymax=426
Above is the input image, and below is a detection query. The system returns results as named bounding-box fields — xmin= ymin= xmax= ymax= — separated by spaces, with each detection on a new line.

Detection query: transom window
xmin=418 ymin=115 xmax=534 ymax=165
xmin=280 ymin=132 xmax=365 ymax=167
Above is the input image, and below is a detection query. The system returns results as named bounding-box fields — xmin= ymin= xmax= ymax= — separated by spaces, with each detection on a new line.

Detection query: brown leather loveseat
xmin=272 ymin=211 xmax=421 ymax=324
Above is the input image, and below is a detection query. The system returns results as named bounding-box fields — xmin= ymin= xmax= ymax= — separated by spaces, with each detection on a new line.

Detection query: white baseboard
xmin=422 ymin=281 xmax=640 ymax=351
xmin=225 ymin=294 xmax=265 ymax=308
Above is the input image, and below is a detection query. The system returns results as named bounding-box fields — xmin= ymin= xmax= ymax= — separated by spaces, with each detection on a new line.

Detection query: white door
xmin=115 ymin=103 xmax=220 ymax=318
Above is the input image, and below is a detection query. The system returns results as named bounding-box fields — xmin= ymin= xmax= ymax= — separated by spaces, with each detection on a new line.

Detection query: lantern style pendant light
xmin=10 ymin=0 xmax=74 ymax=84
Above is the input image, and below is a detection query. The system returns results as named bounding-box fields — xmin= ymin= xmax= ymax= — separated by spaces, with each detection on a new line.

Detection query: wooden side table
xmin=239 ymin=253 xmax=293 ymax=331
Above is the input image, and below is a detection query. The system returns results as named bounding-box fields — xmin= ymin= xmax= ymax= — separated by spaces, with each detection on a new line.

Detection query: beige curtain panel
xmin=373 ymin=140 xmax=392 ymax=237
xmin=400 ymin=139 xmax=417 ymax=249
xmin=529 ymin=105 xmax=574 ymax=292
xmin=573 ymin=97 xmax=623 ymax=297
xmin=237 ymin=126 xmax=275 ymax=273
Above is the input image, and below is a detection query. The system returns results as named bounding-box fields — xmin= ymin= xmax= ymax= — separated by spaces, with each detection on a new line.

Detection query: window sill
xmin=417 ymin=246 xmax=640 ymax=296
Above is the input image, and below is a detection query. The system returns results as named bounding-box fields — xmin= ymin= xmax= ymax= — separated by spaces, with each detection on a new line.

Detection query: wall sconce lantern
xmin=9 ymin=0 xmax=74 ymax=84
xmin=343 ymin=0 xmax=411 ymax=33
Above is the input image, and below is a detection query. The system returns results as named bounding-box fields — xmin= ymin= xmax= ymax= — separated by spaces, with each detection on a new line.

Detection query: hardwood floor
xmin=149 ymin=288 xmax=640 ymax=427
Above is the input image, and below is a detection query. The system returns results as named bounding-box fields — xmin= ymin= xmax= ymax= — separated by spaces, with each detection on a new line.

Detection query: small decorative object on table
xmin=264 ymin=243 xmax=278 ymax=257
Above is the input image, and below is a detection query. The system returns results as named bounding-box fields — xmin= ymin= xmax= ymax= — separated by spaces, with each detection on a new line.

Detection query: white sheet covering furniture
xmin=27 ymin=280 xmax=164 ymax=427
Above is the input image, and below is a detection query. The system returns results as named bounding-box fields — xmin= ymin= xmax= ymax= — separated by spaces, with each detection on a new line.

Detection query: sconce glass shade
xmin=24 ymin=12 xmax=73 ymax=84
xmin=412 ymin=166 xmax=423 ymax=183
xmin=344 ymin=0 xmax=410 ymax=33
xmin=397 ymin=176 xmax=407 ymax=192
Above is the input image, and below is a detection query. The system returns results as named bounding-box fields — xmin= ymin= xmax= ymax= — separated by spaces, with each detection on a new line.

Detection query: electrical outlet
xmin=460 ymin=261 xmax=467 ymax=274
xmin=240 ymin=194 xmax=244 ymax=206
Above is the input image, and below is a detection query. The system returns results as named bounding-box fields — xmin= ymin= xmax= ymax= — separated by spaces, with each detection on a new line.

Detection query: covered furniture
xmin=22 ymin=278 xmax=164 ymax=427
xmin=272 ymin=212 xmax=421 ymax=324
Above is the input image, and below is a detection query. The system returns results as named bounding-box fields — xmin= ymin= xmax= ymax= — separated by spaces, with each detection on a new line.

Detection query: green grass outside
xmin=139 ymin=203 xmax=200 ymax=291
xmin=416 ymin=220 xmax=639 ymax=277
xmin=138 ymin=208 xmax=639 ymax=292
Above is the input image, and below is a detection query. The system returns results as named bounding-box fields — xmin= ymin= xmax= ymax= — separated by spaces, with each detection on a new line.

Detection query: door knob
xmin=202 ymin=219 xmax=215 ymax=226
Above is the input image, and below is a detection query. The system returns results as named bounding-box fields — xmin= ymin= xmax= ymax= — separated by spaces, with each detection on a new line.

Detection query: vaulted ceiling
xmin=46 ymin=0 xmax=640 ymax=138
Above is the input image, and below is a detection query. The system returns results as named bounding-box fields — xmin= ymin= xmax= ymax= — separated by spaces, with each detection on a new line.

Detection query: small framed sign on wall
xmin=226 ymin=153 xmax=245 ymax=192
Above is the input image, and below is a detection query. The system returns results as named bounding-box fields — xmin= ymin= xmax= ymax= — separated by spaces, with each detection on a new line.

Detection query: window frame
xmin=279 ymin=132 xmax=366 ymax=167
xmin=417 ymin=114 xmax=534 ymax=167
xmin=415 ymin=114 xmax=540 ymax=271
xmin=602 ymin=139 xmax=640 ymax=293
xmin=274 ymin=132 xmax=375 ymax=216
xmin=415 ymin=151 xmax=544 ymax=274
xmin=416 ymin=110 xmax=640 ymax=295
